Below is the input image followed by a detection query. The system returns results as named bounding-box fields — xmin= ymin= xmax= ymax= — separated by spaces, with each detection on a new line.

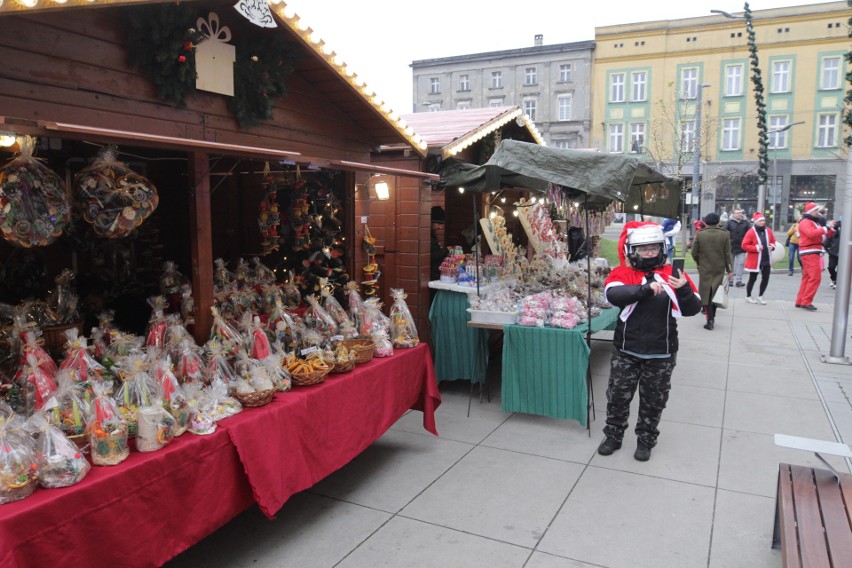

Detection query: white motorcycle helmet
xmin=624 ymin=225 xmax=666 ymax=271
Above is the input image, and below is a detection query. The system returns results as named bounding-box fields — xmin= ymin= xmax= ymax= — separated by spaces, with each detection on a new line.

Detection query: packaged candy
xmin=31 ymin=412 xmax=90 ymax=488
xmin=252 ymin=258 xmax=276 ymax=286
xmin=44 ymin=370 xmax=90 ymax=441
xmin=44 ymin=269 xmax=80 ymax=325
xmin=389 ymin=288 xmax=419 ymax=348
xmin=145 ymin=296 xmax=169 ymax=349
xmin=183 ymin=383 xmax=217 ymax=436
xmin=209 ymin=307 xmax=242 ymax=352
xmin=59 ymin=328 xmax=109 ymax=394
xmin=321 ymin=281 xmax=352 ymax=328
xmin=159 ymin=261 xmax=189 ymax=296
xmin=246 ymin=316 xmax=272 ymax=360
xmin=280 ymin=273 xmax=301 ymax=309
xmin=233 ymin=258 xmax=254 ymax=289
xmin=74 ymin=145 xmax=158 ymax=238
xmin=175 ymin=339 xmax=205 ymax=384
xmin=180 ymin=284 xmax=195 ymax=327
xmin=16 ymin=353 xmax=58 ymax=412
xmin=345 ymin=281 xmax=366 ymax=334
xmin=213 ymin=258 xmax=235 ymax=290
xmin=0 ymin=409 xmax=37 ymax=503
xmin=304 ymin=294 xmax=337 ymax=337
xmin=206 ymin=379 xmax=242 ymax=421
xmin=205 ymin=339 xmax=238 ymax=385
xmin=135 ymin=398 xmax=176 ymax=453
xmin=0 ymin=135 xmax=71 ymax=248
xmin=87 ymin=384 xmax=129 ymax=466
xmin=113 ymin=354 xmax=157 ymax=436
xmin=371 ymin=329 xmax=394 ymax=358
xmin=152 ymin=356 xmax=191 ymax=437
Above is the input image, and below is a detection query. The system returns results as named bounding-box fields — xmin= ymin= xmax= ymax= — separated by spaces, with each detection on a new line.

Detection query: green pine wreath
xmin=229 ymin=34 xmax=299 ymax=129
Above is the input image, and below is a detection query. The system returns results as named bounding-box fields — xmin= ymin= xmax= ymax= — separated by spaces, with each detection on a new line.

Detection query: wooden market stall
xmin=0 ymin=2 xmax=441 ymax=566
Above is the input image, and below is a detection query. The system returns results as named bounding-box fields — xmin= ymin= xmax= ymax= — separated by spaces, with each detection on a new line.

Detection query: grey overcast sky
xmin=283 ymin=0 xmax=839 ymax=113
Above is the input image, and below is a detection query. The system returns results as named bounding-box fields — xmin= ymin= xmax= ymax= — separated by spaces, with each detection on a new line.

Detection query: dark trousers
xmin=603 ymin=349 xmax=676 ymax=448
xmin=746 ymin=265 xmax=771 ymax=297
xmin=828 ymin=254 xmax=838 ymax=283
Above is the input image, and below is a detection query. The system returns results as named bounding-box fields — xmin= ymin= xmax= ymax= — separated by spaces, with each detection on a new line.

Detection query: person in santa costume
xmin=598 ymin=222 xmax=702 ymax=461
xmin=795 ymin=202 xmax=837 ymax=311
xmin=741 ymin=212 xmax=776 ymax=304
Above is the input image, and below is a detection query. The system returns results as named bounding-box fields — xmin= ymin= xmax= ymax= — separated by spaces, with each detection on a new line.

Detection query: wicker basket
xmin=330 ymin=359 xmax=356 ymax=374
xmin=231 ymin=389 xmax=275 ymax=408
xmin=42 ymin=321 xmax=84 ymax=357
xmin=291 ymin=366 xmax=331 ymax=386
xmin=340 ymin=339 xmax=374 ymax=365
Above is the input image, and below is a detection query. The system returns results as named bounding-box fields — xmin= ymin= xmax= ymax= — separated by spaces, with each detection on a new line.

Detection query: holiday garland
xmin=126 ymin=5 xmax=204 ymax=109
xmin=229 ymin=34 xmax=299 ymax=129
xmin=744 ymin=3 xmax=769 ymax=187
xmin=125 ymin=6 xmax=298 ymax=128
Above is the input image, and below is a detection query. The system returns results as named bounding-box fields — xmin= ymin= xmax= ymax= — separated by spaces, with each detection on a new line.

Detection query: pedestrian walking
xmin=786 ymin=221 xmax=801 ymax=275
xmin=660 ymin=217 xmax=681 ymax=262
xmin=723 ymin=208 xmax=750 ymax=287
xmin=795 ymin=202 xmax=837 ymax=311
xmin=598 ymin=222 xmax=702 ymax=462
xmin=691 ymin=212 xmax=733 ymax=330
xmin=825 ymin=220 xmax=840 ymax=289
xmin=741 ymin=212 xmax=776 ymax=304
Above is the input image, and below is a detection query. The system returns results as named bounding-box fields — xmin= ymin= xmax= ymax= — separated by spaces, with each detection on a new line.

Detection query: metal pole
xmin=757 ymin=183 xmax=765 ymax=217
xmin=772 ymin=150 xmax=778 ymax=231
xmin=823 ymin=151 xmax=852 ymax=364
xmin=691 ymin=83 xmax=707 ymax=224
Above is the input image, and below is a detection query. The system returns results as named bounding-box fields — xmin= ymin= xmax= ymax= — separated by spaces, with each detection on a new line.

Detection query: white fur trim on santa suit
xmin=607 ymin=273 xmax=686 ymax=322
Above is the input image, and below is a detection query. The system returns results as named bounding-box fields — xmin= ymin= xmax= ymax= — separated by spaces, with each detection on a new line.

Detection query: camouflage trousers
xmin=602 ymin=348 xmax=676 ymax=448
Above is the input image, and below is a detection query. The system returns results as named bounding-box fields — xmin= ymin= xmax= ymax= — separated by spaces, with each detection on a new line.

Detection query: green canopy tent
xmin=438 ymin=140 xmax=683 ymax=429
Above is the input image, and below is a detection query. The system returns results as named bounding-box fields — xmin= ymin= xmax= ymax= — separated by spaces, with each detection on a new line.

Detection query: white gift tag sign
xmin=195 ymin=13 xmax=236 ymax=97
xmin=233 ymin=0 xmax=277 ymax=29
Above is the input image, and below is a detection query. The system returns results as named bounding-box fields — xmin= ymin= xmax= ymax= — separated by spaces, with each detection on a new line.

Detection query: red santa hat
xmin=617 ymin=221 xmax=660 ymax=266
xmin=752 ymin=212 xmax=765 ymax=222
xmin=803 ymin=202 xmax=821 ymax=215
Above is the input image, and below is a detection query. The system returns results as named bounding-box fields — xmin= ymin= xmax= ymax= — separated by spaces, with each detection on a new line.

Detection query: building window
xmin=559 ymin=64 xmax=573 ymax=82
xmin=681 ymin=68 xmax=697 ymax=99
xmin=771 ymin=61 xmax=791 ymax=93
xmin=725 ymin=64 xmax=743 ymax=96
xmin=609 ymin=124 xmax=624 ymax=153
xmin=631 ymin=71 xmax=646 ymax=102
xmin=630 ymin=123 xmax=645 ymax=153
xmin=558 ymin=95 xmax=573 ymax=121
xmin=821 ymin=56 xmax=841 ymax=90
xmin=722 ymin=118 xmax=741 ymax=150
xmin=817 ymin=113 xmax=838 ymax=147
xmin=610 ymin=73 xmax=625 ymax=102
xmin=458 ymin=74 xmax=470 ymax=92
xmin=524 ymin=67 xmax=537 ymax=85
xmin=491 ymin=71 xmax=503 ymax=89
xmin=430 ymin=78 xmax=440 ymax=94
xmin=680 ymin=120 xmax=696 ymax=152
xmin=488 ymin=98 xmax=503 ymax=107
xmin=523 ymin=99 xmax=537 ymax=122
xmin=553 ymin=140 xmax=572 ymax=149
xmin=428 ymin=103 xmax=441 ymax=112
xmin=456 ymin=101 xmax=470 ymax=110
xmin=768 ymin=116 xmax=790 ymax=149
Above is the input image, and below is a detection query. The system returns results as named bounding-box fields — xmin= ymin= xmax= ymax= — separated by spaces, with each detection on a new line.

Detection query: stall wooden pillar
xmin=189 ymin=152 xmax=214 ymax=343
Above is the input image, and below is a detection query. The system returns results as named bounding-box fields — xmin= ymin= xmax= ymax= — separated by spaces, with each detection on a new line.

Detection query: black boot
xmin=597 ymin=438 xmax=622 ymax=456
xmin=704 ymin=319 xmax=714 ymax=330
xmin=634 ymin=442 xmax=652 ymax=461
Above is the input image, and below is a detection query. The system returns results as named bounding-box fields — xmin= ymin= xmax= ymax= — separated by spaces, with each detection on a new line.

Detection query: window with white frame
xmin=559 ymin=64 xmax=573 ymax=82
xmin=609 ymin=124 xmax=624 ymax=153
xmin=772 ymin=61 xmax=791 ymax=93
xmin=456 ymin=101 xmax=470 ymax=110
xmin=768 ymin=115 xmax=790 ymax=149
xmin=680 ymin=120 xmax=696 ymax=152
xmin=523 ymin=98 xmax=537 ymax=122
xmin=722 ymin=118 xmax=741 ymax=150
xmin=630 ymin=123 xmax=646 ymax=153
xmin=430 ymin=78 xmax=440 ymax=94
xmin=681 ymin=68 xmax=698 ymax=99
xmin=817 ymin=113 xmax=838 ymax=147
xmin=558 ymin=95 xmax=573 ymax=121
xmin=631 ymin=71 xmax=647 ymax=102
xmin=488 ymin=98 xmax=503 ymax=108
xmin=821 ymin=56 xmax=841 ymax=90
xmin=725 ymin=64 xmax=743 ymax=96
xmin=553 ymin=140 xmax=572 ymax=149
xmin=428 ymin=103 xmax=441 ymax=112
xmin=525 ymin=67 xmax=537 ymax=85
xmin=458 ymin=74 xmax=470 ymax=91
xmin=610 ymin=73 xmax=625 ymax=102
xmin=491 ymin=71 xmax=503 ymax=89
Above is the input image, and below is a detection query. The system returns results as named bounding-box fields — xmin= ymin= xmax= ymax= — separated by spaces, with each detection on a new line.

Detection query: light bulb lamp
xmin=768 ymin=120 xmax=805 ymax=231
xmin=0 ymin=132 xmax=17 ymax=148
xmin=373 ymin=181 xmax=390 ymax=201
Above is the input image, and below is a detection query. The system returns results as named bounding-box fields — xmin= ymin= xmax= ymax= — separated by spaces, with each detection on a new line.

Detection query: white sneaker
xmin=757 ymin=296 xmax=767 ymax=305
xmin=746 ymin=296 xmax=758 ymax=304
xmin=830 ymin=283 xmax=836 ymax=289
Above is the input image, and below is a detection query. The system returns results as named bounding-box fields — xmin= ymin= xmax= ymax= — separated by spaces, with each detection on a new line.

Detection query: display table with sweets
xmin=428 ymin=280 xmax=496 ymax=384
xmin=500 ymin=307 xmax=619 ymax=425
xmin=0 ymin=344 xmax=440 ymax=568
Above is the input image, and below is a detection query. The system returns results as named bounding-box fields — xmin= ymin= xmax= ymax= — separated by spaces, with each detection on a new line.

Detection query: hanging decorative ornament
xmin=257 ymin=162 xmax=281 ymax=255
xmin=233 ymin=0 xmax=277 ymax=28
xmin=195 ymin=13 xmax=236 ymax=96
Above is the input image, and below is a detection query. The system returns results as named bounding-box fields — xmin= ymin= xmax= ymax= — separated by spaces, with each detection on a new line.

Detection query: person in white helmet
xmin=598 ymin=222 xmax=702 ymax=462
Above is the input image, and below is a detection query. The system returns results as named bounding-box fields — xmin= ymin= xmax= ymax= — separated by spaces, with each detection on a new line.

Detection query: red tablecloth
xmin=224 ymin=342 xmax=440 ymax=518
xmin=0 ymin=344 xmax=440 ymax=567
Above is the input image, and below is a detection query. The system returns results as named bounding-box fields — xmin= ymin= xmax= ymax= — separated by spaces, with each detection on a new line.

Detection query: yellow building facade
xmin=592 ymin=1 xmax=849 ymax=228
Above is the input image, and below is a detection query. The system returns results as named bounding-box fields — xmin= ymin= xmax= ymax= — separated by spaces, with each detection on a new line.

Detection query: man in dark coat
xmin=722 ymin=208 xmax=750 ymax=287
xmin=691 ymin=212 xmax=732 ymax=330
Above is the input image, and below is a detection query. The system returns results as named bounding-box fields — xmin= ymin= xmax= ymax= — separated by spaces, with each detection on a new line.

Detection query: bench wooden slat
xmin=778 ymin=464 xmax=803 ymax=568
xmin=813 ymin=468 xmax=852 ymax=567
xmin=791 ymin=465 xmax=832 ymax=568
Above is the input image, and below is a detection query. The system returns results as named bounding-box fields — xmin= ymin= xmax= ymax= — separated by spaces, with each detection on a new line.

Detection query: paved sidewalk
xmin=167 ymin=248 xmax=851 ymax=568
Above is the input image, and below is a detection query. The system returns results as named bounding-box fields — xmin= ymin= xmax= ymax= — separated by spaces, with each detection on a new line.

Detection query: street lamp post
xmin=691 ymin=82 xmax=711 ymax=226
xmin=768 ymin=120 xmax=805 ymax=232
